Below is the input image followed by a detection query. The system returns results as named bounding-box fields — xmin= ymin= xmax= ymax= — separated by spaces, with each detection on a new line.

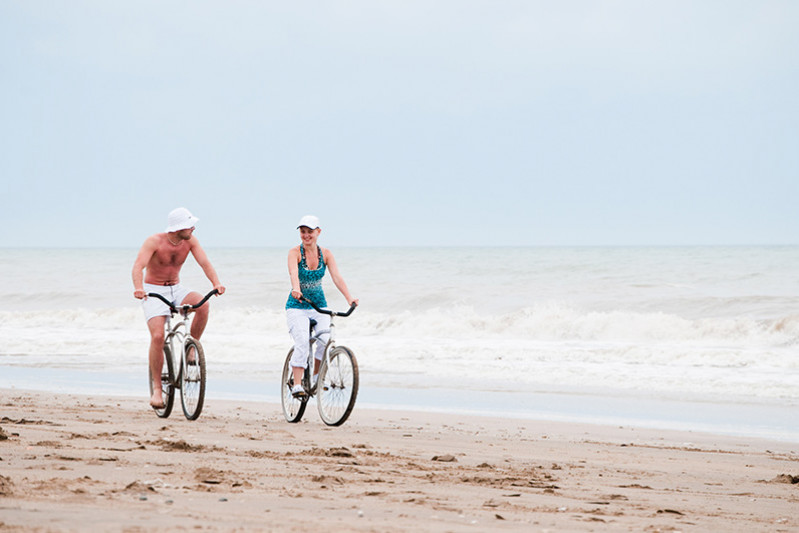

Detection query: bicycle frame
xmin=147 ymin=289 xmax=217 ymax=420
xmin=281 ymin=297 xmax=359 ymax=426
xmin=163 ymin=313 xmax=190 ymax=385
xmin=303 ymin=299 xmax=355 ymax=393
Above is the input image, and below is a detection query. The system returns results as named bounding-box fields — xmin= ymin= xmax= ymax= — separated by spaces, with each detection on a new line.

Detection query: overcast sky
xmin=1 ymin=1 xmax=797 ymax=248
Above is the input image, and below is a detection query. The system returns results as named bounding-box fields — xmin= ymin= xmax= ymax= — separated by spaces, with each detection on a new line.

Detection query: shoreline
xmin=2 ymin=364 xmax=798 ymax=443
xmin=1 ymin=389 xmax=797 ymax=531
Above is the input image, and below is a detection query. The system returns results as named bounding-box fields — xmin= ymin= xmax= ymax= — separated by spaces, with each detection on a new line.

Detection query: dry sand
xmin=0 ymin=389 xmax=797 ymax=532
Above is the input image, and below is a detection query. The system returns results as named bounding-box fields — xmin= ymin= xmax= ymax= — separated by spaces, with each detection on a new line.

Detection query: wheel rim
xmin=318 ymin=348 xmax=356 ymax=425
xmin=281 ymin=349 xmax=307 ymax=422
xmin=150 ymin=344 xmax=174 ymax=418
xmin=180 ymin=340 xmax=205 ymax=420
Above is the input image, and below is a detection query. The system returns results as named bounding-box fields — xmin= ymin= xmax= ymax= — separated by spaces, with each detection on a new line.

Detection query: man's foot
xmin=150 ymin=397 xmax=165 ymax=409
xmin=291 ymin=384 xmax=307 ymax=398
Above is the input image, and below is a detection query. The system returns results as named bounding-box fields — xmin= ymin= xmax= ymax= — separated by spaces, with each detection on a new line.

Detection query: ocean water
xmin=1 ymin=246 xmax=798 ymax=441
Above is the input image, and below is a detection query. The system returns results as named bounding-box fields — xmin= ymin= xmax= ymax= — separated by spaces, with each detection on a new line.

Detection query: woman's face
xmin=299 ymin=226 xmax=320 ymax=244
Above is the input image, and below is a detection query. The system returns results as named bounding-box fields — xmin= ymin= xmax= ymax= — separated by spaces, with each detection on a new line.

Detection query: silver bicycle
xmin=281 ymin=298 xmax=359 ymax=426
xmin=147 ymin=289 xmax=218 ymax=420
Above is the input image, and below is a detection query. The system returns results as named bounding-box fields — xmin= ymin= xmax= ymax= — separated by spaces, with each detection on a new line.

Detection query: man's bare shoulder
xmin=144 ymin=232 xmax=166 ymax=243
xmin=137 ymin=233 xmax=164 ymax=252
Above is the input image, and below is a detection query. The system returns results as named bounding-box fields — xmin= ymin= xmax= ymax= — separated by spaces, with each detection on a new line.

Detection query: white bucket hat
xmin=166 ymin=207 xmax=199 ymax=233
xmin=297 ymin=214 xmax=320 ymax=230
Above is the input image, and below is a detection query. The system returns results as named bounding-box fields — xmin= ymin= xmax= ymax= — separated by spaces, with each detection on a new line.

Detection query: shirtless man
xmin=132 ymin=207 xmax=226 ymax=408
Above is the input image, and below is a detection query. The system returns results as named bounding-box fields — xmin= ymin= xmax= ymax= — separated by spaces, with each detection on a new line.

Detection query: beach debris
xmin=495 ymin=514 xmax=505 ymax=520
xmin=619 ymin=483 xmax=653 ymax=490
xmin=483 ymin=499 xmax=500 ymax=508
xmin=657 ymin=509 xmax=685 ymax=516
xmin=311 ymin=475 xmax=344 ymax=486
xmin=121 ymin=481 xmax=157 ymax=495
xmin=598 ymin=493 xmax=629 ymax=501
xmin=327 ymin=447 xmax=354 ymax=458
xmin=769 ymin=474 xmax=799 ymax=484
xmin=432 ymin=454 xmax=457 ymax=462
xmin=0 ymin=475 xmax=13 ymax=496
xmin=195 ymin=467 xmax=227 ymax=485
xmin=153 ymin=439 xmax=206 ymax=453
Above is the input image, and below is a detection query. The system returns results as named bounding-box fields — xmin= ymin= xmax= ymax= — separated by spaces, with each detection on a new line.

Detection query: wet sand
xmin=0 ymin=389 xmax=797 ymax=532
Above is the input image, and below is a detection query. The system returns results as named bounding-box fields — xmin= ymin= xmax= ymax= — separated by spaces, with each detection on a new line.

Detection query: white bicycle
xmin=281 ymin=298 xmax=359 ymax=426
xmin=147 ymin=289 xmax=218 ymax=420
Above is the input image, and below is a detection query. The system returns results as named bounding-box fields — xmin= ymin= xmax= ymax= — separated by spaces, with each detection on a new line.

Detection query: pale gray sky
xmin=1 ymin=1 xmax=797 ymax=247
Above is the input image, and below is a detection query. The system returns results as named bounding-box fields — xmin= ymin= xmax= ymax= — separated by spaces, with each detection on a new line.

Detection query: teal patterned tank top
xmin=286 ymin=246 xmax=327 ymax=310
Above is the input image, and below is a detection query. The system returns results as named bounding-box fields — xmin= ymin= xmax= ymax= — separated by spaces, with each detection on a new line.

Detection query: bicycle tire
xmin=150 ymin=343 xmax=175 ymax=418
xmin=317 ymin=345 xmax=359 ymax=426
xmin=281 ymin=348 xmax=308 ymax=423
xmin=180 ymin=337 xmax=206 ymax=420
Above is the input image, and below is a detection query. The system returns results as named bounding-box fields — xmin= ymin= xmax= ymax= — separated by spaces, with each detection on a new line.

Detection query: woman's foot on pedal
xmin=291 ymin=384 xmax=307 ymax=398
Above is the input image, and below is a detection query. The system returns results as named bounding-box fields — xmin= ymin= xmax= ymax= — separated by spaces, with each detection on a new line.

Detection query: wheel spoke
xmin=317 ymin=346 xmax=358 ymax=426
xmin=180 ymin=339 xmax=206 ymax=420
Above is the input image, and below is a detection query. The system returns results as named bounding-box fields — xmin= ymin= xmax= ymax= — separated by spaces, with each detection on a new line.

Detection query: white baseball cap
xmin=297 ymin=215 xmax=320 ymax=230
xmin=166 ymin=207 xmax=199 ymax=233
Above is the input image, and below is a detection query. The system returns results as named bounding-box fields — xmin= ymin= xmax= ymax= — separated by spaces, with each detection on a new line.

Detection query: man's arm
xmin=189 ymin=237 xmax=226 ymax=295
xmin=132 ymin=235 xmax=158 ymax=299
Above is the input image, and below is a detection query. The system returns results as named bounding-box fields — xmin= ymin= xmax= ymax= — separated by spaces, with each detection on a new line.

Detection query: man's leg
xmin=147 ymin=316 xmax=167 ymax=407
xmin=182 ymin=291 xmax=209 ymax=339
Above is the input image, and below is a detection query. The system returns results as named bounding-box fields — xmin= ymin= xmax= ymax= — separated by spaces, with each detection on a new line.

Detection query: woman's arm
xmin=324 ymin=248 xmax=358 ymax=306
xmin=288 ymin=247 xmax=302 ymax=300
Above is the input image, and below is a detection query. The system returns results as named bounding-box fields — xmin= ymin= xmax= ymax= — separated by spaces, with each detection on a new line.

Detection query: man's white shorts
xmin=142 ymin=283 xmax=192 ymax=321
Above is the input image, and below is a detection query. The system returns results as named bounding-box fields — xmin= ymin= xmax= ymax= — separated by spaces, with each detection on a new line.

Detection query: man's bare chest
xmin=152 ymin=247 xmax=189 ymax=268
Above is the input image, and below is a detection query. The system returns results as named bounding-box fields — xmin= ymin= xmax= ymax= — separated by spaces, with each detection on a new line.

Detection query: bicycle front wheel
xmin=150 ymin=343 xmax=175 ymax=418
xmin=317 ymin=345 xmax=359 ymax=426
xmin=281 ymin=348 xmax=308 ymax=423
xmin=180 ymin=337 xmax=206 ymax=420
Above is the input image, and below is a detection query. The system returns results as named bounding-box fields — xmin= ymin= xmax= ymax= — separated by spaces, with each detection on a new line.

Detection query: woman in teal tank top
xmin=286 ymin=215 xmax=358 ymax=398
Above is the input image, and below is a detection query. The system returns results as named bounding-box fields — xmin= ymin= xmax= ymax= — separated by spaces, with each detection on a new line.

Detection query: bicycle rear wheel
xmin=180 ymin=337 xmax=206 ymax=420
xmin=281 ymin=348 xmax=308 ymax=423
xmin=317 ymin=345 xmax=358 ymax=426
xmin=150 ymin=344 xmax=175 ymax=418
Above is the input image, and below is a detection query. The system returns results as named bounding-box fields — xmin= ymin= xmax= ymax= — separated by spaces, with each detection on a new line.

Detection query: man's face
xmin=177 ymin=227 xmax=195 ymax=240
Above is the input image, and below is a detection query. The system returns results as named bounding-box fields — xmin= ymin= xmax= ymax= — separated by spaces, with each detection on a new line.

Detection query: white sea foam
xmin=1 ymin=246 xmax=798 ymax=411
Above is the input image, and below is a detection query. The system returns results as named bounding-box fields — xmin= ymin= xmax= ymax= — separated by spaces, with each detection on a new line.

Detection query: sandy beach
xmin=0 ymin=389 xmax=797 ymax=532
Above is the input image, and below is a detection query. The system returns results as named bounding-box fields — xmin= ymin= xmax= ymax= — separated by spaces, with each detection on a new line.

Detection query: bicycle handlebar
xmin=299 ymin=296 xmax=358 ymax=317
xmin=146 ymin=289 xmax=220 ymax=313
